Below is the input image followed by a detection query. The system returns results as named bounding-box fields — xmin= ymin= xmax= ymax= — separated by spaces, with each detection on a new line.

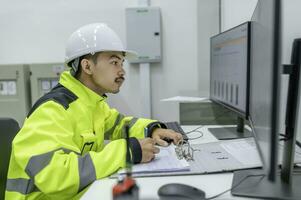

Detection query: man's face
xmin=89 ymin=51 xmax=125 ymax=94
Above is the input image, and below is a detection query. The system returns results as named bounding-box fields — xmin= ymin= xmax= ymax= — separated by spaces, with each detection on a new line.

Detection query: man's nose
xmin=118 ymin=67 xmax=125 ymax=76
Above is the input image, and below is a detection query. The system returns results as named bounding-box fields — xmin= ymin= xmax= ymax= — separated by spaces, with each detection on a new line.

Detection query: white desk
xmin=81 ymin=125 xmax=259 ymax=200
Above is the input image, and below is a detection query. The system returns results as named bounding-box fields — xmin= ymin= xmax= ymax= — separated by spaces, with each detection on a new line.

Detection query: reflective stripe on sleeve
xmin=25 ymin=148 xmax=75 ymax=178
xmin=128 ymin=117 xmax=138 ymax=130
xmin=78 ymin=153 xmax=96 ymax=192
xmin=104 ymin=113 xmax=125 ymax=139
xmin=6 ymin=178 xmax=39 ymax=194
xmin=11 ymin=148 xmax=96 ymax=195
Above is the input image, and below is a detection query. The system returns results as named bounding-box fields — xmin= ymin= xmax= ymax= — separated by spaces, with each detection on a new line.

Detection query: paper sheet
xmin=221 ymin=139 xmax=262 ymax=166
xmin=119 ymin=144 xmax=190 ymax=174
xmin=160 ymin=96 xmax=209 ymax=102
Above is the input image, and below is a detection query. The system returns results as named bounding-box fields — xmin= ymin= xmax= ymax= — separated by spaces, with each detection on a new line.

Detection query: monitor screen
xmin=249 ymin=0 xmax=281 ymax=180
xmin=210 ymin=22 xmax=250 ymax=118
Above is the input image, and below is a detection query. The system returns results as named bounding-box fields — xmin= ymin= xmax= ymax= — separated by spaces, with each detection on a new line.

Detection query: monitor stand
xmin=231 ymin=169 xmax=301 ymax=200
xmin=208 ymin=116 xmax=252 ymax=140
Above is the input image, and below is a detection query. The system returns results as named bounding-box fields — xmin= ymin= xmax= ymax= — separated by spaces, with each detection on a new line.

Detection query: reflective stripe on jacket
xmin=5 ymin=71 xmax=157 ymax=200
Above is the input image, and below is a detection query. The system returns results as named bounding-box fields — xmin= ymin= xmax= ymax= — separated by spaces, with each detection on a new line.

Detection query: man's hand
xmin=151 ymin=128 xmax=183 ymax=147
xmin=138 ymin=138 xmax=160 ymax=163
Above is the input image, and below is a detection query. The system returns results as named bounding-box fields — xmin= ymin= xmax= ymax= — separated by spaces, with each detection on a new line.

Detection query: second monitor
xmin=209 ymin=22 xmax=252 ymax=139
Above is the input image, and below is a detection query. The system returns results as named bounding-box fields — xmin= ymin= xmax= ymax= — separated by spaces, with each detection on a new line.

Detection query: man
xmin=5 ymin=23 xmax=182 ymax=200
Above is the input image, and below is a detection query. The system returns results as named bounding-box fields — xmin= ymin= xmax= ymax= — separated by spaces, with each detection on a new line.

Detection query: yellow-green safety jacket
xmin=5 ymin=71 xmax=165 ymax=200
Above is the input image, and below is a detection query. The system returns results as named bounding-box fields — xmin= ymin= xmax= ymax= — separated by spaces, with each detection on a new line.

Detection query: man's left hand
xmin=151 ymin=128 xmax=183 ymax=147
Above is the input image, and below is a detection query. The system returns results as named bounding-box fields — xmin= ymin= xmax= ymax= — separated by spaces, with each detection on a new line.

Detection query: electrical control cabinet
xmin=126 ymin=7 xmax=161 ymax=63
xmin=30 ymin=63 xmax=67 ymax=105
xmin=0 ymin=65 xmax=31 ymax=125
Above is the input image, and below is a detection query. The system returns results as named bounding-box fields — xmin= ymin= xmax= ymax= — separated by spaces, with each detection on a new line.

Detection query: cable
xmin=186 ymin=131 xmax=204 ymax=140
xmin=185 ymin=125 xmax=204 ymax=134
xmin=183 ymin=125 xmax=204 ymax=140
xmin=279 ymin=132 xmax=301 ymax=155
xmin=176 ymin=125 xmax=205 ymax=140
xmin=205 ymin=174 xmax=265 ymax=200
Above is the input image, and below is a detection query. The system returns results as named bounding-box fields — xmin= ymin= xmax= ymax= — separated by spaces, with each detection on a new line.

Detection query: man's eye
xmin=112 ymin=61 xmax=118 ymax=65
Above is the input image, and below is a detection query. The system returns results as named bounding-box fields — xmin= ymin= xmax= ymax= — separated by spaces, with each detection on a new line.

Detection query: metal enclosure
xmin=126 ymin=7 xmax=161 ymax=63
xmin=0 ymin=65 xmax=31 ymax=125
xmin=30 ymin=63 xmax=67 ymax=105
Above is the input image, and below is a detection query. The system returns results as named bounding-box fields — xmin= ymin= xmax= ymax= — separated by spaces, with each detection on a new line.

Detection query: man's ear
xmin=81 ymin=59 xmax=93 ymax=75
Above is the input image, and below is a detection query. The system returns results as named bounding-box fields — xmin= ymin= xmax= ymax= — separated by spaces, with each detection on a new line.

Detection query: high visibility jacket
xmin=5 ymin=71 xmax=162 ymax=200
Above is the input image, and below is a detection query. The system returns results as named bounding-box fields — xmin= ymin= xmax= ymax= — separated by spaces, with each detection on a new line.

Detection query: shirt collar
xmin=59 ymin=71 xmax=107 ymax=105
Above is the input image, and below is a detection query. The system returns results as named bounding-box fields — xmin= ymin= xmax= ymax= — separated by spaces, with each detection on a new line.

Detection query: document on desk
xmin=189 ymin=138 xmax=301 ymax=174
xmin=118 ymin=144 xmax=190 ymax=174
xmin=187 ymin=138 xmax=262 ymax=174
xmin=220 ymin=139 xmax=262 ymax=166
xmin=160 ymin=96 xmax=208 ymax=102
xmin=114 ymin=138 xmax=301 ymax=178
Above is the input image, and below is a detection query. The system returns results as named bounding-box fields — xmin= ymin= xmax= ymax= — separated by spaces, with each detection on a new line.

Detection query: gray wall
xmin=221 ymin=0 xmax=257 ymax=31
xmin=197 ymin=0 xmax=220 ymax=98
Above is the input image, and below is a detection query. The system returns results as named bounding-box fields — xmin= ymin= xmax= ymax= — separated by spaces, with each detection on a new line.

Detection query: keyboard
xmin=164 ymin=121 xmax=188 ymax=141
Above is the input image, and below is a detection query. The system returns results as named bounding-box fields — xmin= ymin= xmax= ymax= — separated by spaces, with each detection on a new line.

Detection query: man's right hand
xmin=138 ymin=138 xmax=160 ymax=163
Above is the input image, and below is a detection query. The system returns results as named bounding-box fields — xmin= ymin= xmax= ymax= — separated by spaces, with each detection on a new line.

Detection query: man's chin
xmin=111 ymin=89 xmax=120 ymax=94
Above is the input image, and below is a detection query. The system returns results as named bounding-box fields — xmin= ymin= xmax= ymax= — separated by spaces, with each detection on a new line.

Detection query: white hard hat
xmin=65 ymin=23 xmax=137 ymax=65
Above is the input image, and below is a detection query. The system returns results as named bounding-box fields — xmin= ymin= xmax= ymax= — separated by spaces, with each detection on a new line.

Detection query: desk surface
xmin=81 ymin=125 xmax=259 ymax=200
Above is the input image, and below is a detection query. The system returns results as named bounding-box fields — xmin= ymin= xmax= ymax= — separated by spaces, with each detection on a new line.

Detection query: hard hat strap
xmin=70 ymin=57 xmax=80 ymax=76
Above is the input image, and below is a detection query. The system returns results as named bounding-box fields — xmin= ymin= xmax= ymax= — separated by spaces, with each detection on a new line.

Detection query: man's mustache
xmin=115 ymin=77 xmax=125 ymax=82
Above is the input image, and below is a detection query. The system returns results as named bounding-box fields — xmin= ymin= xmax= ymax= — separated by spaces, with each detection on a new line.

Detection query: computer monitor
xmin=231 ymin=0 xmax=301 ymax=199
xmin=209 ymin=22 xmax=252 ymax=139
xmin=248 ymin=0 xmax=281 ymax=181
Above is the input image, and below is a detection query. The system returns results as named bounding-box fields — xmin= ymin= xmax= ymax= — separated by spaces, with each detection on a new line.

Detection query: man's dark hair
xmin=70 ymin=52 xmax=102 ymax=78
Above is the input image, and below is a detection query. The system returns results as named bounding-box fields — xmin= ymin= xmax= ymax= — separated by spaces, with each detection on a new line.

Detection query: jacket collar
xmin=59 ymin=71 xmax=107 ymax=105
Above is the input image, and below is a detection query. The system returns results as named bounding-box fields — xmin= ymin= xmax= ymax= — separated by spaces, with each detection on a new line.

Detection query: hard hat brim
xmin=124 ymin=50 xmax=138 ymax=61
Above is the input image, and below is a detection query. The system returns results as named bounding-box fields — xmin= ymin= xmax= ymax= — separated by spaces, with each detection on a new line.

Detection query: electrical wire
xmin=185 ymin=125 xmax=204 ymax=134
xmin=186 ymin=131 xmax=204 ymax=140
xmin=183 ymin=125 xmax=204 ymax=140
xmin=279 ymin=133 xmax=301 ymax=153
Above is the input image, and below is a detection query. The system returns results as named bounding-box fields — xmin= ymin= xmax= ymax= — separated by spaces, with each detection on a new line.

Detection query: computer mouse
xmin=158 ymin=183 xmax=206 ymax=200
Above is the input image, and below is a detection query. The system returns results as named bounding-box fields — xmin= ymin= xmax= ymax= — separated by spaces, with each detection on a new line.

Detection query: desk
xmin=81 ymin=125 xmax=259 ymax=200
